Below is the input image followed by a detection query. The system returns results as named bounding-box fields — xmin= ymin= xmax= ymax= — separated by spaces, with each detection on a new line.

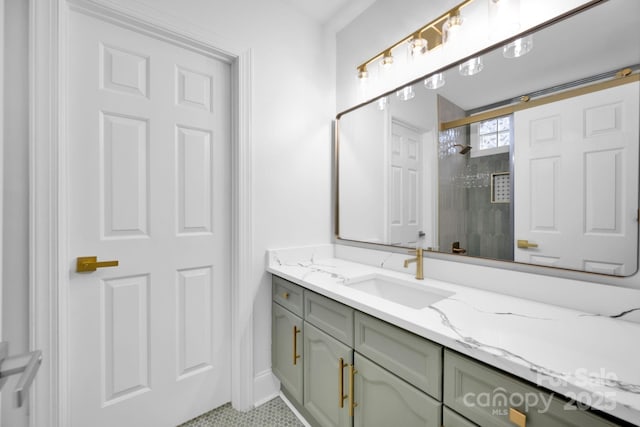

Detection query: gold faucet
xmin=403 ymin=248 xmax=424 ymax=280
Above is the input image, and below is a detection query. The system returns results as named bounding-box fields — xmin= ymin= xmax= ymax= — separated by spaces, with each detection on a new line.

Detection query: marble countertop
xmin=266 ymin=246 xmax=640 ymax=425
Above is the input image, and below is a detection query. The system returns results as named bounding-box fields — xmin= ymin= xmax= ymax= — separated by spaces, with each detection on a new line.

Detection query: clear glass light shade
xmin=381 ymin=53 xmax=394 ymax=68
xmin=396 ymin=86 xmax=415 ymax=101
xmin=377 ymin=96 xmax=388 ymax=111
xmin=459 ymin=57 xmax=483 ymax=76
xmin=357 ymin=68 xmax=369 ymax=80
xmin=442 ymin=14 xmax=463 ymax=44
xmin=424 ymin=73 xmax=445 ymax=89
xmin=503 ymin=35 xmax=533 ymax=58
xmin=489 ymin=0 xmax=521 ymax=40
xmin=409 ymin=36 xmax=428 ymax=57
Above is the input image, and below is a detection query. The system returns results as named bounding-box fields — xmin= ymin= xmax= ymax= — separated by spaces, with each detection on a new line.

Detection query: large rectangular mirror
xmin=336 ymin=0 xmax=640 ymax=276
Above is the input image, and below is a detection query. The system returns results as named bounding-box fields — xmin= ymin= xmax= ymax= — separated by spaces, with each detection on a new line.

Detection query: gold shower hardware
xmin=292 ymin=326 xmax=301 ymax=365
xmin=452 ymin=241 xmax=467 ymax=254
xmin=339 ymin=358 xmax=348 ymax=408
xmin=509 ymin=407 xmax=527 ymax=427
xmin=348 ymin=364 xmax=358 ymax=417
xmin=517 ymin=239 xmax=538 ymax=249
xmin=356 ymin=0 xmax=475 ymax=77
xmin=76 ymin=256 xmax=119 ymax=273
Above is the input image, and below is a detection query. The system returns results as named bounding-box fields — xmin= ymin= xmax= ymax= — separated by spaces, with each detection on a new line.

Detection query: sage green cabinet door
xmin=272 ymin=303 xmax=303 ymax=404
xmin=303 ymin=322 xmax=352 ymax=427
xmin=444 ymin=350 xmax=620 ymax=427
xmin=443 ymin=406 xmax=478 ymax=427
xmin=353 ymin=353 xmax=442 ymax=427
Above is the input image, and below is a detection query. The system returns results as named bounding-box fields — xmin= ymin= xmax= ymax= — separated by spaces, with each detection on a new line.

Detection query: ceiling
xmin=280 ymin=0 xmax=377 ymax=30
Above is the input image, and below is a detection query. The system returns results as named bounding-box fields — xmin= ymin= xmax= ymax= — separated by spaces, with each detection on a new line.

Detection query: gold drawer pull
xmin=348 ymin=364 xmax=358 ymax=417
xmin=509 ymin=407 xmax=527 ymax=427
xmin=292 ymin=326 xmax=301 ymax=365
xmin=282 ymin=292 xmax=289 ymax=299
xmin=517 ymin=239 xmax=538 ymax=249
xmin=338 ymin=358 xmax=348 ymax=408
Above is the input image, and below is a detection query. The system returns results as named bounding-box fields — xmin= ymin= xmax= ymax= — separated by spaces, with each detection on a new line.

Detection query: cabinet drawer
xmin=273 ymin=275 xmax=304 ymax=317
xmin=354 ymin=312 xmax=442 ymax=400
xmin=354 ymin=353 xmax=442 ymax=427
xmin=443 ymin=406 xmax=478 ymax=427
xmin=305 ymin=292 xmax=354 ymax=346
xmin=444 ymin=350 xmax=620 ymax=427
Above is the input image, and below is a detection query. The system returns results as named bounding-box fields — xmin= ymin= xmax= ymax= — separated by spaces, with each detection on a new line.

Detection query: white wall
xmin=2 ymin=0 xmax=30 ymax=426
xmin=335 ymin=0 xmax=640 ymax=320
xmin=3 ymin=0 xmax=335 ymax=417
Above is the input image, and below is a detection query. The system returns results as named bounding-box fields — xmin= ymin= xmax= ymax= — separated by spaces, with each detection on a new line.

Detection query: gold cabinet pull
xmin=283 ymin=292 xmax=289 ymax=299
xmin=509 ymin=407 xmax=527 ymax=427
xmin=292 ymin=326 xmax=301 ymax=365
xmin=517 ymin=239 xmax=539 ymax=249
xmin=76 ymin=256 xmax=119 ymax=273
xmin=339 ymin=358 xmax=348 ymax=408
xmin=348 ymin=364 xmax=358 ymax=417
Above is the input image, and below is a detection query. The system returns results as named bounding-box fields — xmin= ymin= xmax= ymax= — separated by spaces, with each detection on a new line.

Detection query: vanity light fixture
xmin=459 ymin=56 xmax=484 ymax=76
xmin=396 ymin=85 xmax=415 ymax=101
xmin=489 ymin=0 xmax=521 ymax=40
xmin=424 ymin=72 xmax=445 ymax=89
xmin=381 ymin=50 xmax=394 ymax=68
xmin=442 ymin=10 xmax=464 ymax=44
xmin=357 ymin=65 xmax=369 ymax=81
xmin=408 ymin=33 xmax=428 ymax=57
xmin=503 ymin=35 xmax=533 ymax=58
xmin=355 ymin=0 xmax=475 ymax=80
xmin=377 ymin=96 xmax=388 ymax=110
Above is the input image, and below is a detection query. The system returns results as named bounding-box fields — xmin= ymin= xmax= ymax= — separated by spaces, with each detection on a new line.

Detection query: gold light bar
xmin=440 ymin=70 xmax=639 ymax=131
xmin=356 ymin=0 xmax=475 ymax=76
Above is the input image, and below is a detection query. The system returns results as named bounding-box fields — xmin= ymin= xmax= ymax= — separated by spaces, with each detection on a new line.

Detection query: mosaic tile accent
xmin=179 ymin=397 xmax=305 ymax=427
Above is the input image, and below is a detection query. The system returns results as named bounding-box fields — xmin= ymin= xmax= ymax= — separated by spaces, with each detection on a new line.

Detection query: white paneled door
xmin=514 ymin=82 xmax=639 ymax=275
xmin=67 ymin=9 xmax=230 ymax=427
xmin=388 ymin=120 xmax=422 ymax=247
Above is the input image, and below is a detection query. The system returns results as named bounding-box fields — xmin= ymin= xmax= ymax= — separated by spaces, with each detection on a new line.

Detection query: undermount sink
xmin=343 ymin=274 xmax=454 ymax=309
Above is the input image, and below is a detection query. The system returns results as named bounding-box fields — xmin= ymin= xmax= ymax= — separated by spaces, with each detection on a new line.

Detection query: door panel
xmin=514 ymin=82 xmax=639 ymax=275
xmin=68 ymin=9 xmax=231 ymax=426
xmin=389 ymin=120 xmax=423 ymax=246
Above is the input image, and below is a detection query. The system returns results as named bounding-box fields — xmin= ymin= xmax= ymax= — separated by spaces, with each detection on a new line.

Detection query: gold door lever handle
xmin=76 ymin=256 xmax=119 ymax=272
xmin=517 ymin=240 xmax=539 ymax=249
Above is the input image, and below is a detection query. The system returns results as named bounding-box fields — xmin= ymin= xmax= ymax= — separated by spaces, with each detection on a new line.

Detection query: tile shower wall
xmin=437 ymin=96 xmax=467 ymax=254
xmin=465 ymin=153 xmax=512 ymax=261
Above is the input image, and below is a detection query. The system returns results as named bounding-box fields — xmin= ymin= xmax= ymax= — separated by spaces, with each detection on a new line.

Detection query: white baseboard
xmin=253 ymin=369 xmax=280 ymax=407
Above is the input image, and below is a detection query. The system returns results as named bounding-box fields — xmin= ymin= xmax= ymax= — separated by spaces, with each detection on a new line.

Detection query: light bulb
xmin=396 ymin=86 xmax=415 ymax=101
xmin=409 ymin=36 xmax=428 ymax=57
xmin=459 ymin=57 xmax=483 ymax=76
xmin=424 ymin=73 xmax=445 ymax=89
xmin=503 ymin=35 xmax=533 ymax=58
xmin=443 ymin=12 xmax=463 ymax=44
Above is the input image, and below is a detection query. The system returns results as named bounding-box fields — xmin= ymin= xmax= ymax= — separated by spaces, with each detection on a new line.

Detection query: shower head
xmin=454 ymin=144 xmax=472 ymax=155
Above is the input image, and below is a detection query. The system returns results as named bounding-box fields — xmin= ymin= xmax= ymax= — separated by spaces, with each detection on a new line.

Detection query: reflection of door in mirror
xmin=514 ymin=81 xmax=639 ymax=275
xmin=388 ymin=120 xmax=422 ymax=247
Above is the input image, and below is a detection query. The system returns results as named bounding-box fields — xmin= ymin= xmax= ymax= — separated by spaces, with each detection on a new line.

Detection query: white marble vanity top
xmin=266 ymin=245 xmax=640 ymax=425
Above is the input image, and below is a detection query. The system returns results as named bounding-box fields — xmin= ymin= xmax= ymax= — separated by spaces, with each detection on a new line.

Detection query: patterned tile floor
xmin=178 ymin=396 xmax=305 ymax=427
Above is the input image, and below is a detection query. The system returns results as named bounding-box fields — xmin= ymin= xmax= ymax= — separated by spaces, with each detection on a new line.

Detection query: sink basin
xmin=344 ymin=274 xmax=454 ymax=309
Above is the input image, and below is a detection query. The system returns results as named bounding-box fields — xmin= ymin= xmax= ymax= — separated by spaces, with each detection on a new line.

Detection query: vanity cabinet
xmin=303 ymin=322 xmax=352 ymax=427
xmin=272 ymin=281 xmax=303 ymax=404
xmin=353 ymin=352 xmax=441 ymax=427
xmin=272 ymin=275 xmax=624 ymax=427
xmin=443 ymin=350 xmax=620 ymax=427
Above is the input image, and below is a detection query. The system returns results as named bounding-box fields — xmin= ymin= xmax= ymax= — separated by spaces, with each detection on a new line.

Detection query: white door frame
xmin=29 ymin=0 xmax=254 ymax=425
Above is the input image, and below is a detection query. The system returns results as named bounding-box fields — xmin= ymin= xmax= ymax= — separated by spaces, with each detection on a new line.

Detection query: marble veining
xmin=267 ymin=245 xmax=640 ymax=425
